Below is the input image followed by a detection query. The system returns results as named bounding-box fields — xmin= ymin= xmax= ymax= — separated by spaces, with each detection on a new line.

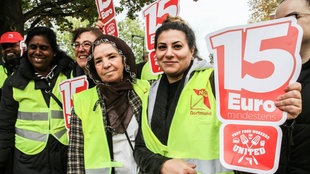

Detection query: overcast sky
xmin=178 ymin=0 xmax=251 ymax=59
xmin=116 ymin=0 xmax=251 ymax=60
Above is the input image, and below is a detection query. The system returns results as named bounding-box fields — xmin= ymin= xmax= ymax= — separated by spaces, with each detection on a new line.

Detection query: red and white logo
xmin=189 ymin=88 xmax=213 ymax=117
xmin=206 ymin=17 xmax=302 ymax=124
xmin=193 ymin=89 xmax=211 ymax=109
xmin=104 ymin=19 xmax=118 ymax=37
xmin=96 ymin=0 xmax=115 ymax=24
xmin=206 ymin=17 xmax=303 ymax=173
xmin=59 ymin=75 xmax=89 ymax=133
xmin=221 ymin=124 xmax=281 ymax=173
xmin=95 ymin=0 xmax=118 ymax=37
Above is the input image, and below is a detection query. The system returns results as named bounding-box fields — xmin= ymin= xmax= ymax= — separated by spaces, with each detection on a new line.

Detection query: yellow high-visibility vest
xmin=142 ymin=68 xmax=233 ymax=174
xmin=14 ymin=74 xmax=69 ymax=155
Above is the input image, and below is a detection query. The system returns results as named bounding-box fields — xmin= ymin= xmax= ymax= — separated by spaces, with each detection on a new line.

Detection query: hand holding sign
xmin=206 ymin=17 xmax=303 ymax=173
xmin=206 ymin=17 xmax=302 ymax=123
xmin=95 ymin=0 xmax=118 ymax=37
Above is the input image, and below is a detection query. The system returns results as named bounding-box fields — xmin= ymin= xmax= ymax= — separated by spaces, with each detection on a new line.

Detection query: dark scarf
xmin=98 ymin=81 xmax=134 ymax=134
xmin=151 ymin=61 xmax=193 ymax=145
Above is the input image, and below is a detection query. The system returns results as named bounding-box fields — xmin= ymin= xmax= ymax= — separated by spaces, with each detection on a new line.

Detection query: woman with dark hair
xmin=134 ymin=16 xmax=302 ymax=174
xmin=71 ymin=27 xmax=103 ymax=88
xmin=67 ymin=34 xmax=150 ymax=174
xmin=0 ymin=26 xmax=74 ymax=174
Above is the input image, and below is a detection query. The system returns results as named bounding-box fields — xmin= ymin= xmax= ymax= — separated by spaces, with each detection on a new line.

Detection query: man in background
xmin=0 ymin=31 xmax=24 ymax=99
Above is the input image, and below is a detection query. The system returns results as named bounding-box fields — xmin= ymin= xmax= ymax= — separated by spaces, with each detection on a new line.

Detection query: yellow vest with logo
xmin=141 ymin=68 xmax=233 ymax=174
xmin=13 ymin=74 xmax=69 ymax=155
xmin=73 ymin=79 xmax=150 ymax=174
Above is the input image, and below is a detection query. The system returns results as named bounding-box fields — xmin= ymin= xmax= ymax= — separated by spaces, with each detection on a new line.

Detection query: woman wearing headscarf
xmin=0 ymin=26 xmax=74 ymax=174
xmin=67 ymin=34 xmax=150 ymax=174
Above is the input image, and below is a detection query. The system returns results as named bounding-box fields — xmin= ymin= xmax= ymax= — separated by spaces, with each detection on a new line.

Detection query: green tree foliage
xmin=54 ymin=16 xmax=145 ymax=63
xmin=248 ymin=0 xmax=282 ymax=23
xmin=118 ymin=17 xmax=145 ymax=63
xmin=0 ymin=0 xmax=155 ymax=35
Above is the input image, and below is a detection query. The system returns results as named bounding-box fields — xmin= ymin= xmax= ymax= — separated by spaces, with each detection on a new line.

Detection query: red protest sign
xmin=148 ymin=50 xmax=162 ymax=74
xmin=95 ymin=0 xmax=115 ymax=24
xmin=103 ymin=18 xmax=118 ymax=37
xmin=206 ymin=17 xmax=302 ymax=124
xmin=143 ymin=0 xmax=180 ymax=75
xmin=95 ymin=0 xmax=118 ymax=37
xmin=220 ymin=124 xmax=282 ymax=174
xmin=143 ymin=0 xmax=180 ymax=50
xmin=59 ymin=75 xmax=89 ymax=132
xmin=206 ymin=17 xmax=303 ymax=173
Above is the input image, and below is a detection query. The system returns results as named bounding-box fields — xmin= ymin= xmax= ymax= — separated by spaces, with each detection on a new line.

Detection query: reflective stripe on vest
xmin=14 ymin=73 xmax=69 ymax=155
xmin=16 ymin=127 xmax=47 ymax=142
xmin=141 ymin=67 xmax=233 ymax=174
xmin=16 ymin=126 xmax=66 ymax=145
xmin=51 ymin=110 xmax=64 ymax=119
xmin=17 ymin=110 xmax=63 ymax=120
xmin=16 ymin=110 xmax=65 ymax=139
xmin=17 ymin=111 xmax=48 ymax=121
xmin=85 ymin=168 xmax=110 ymax=174
xmin=74 ymin=79 xmax=150 ymax=172
xmin=84 ymin=161 xmax=123 ymax=174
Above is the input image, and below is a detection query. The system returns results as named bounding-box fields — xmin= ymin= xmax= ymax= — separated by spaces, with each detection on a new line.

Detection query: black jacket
xmin=0 ymin=52 xmax=74 ymax=174
xmin=276 ymin=60 xmax=310 ymax=173
xmin=0 ymin=57 xmax=20 ymax=99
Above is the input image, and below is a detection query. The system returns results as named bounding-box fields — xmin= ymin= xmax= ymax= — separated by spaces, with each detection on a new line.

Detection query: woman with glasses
xmin=67 ymin=34 xmax=150 ymax=174
xmin=0 ymin=26 xmax=74 ymax=174
xmin=71 ymin=27 xmax=103 ymax=88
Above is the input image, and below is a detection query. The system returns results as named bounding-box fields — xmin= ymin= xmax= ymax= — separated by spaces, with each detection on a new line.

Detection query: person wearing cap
xmin=0 ymin=31 xmax=24 ymax=99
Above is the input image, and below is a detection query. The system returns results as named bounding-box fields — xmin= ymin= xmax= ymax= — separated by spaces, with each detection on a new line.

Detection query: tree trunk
xmin=0 ymin=0 xmax=24 ymax=36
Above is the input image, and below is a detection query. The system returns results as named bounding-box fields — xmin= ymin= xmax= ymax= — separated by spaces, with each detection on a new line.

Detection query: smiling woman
xmin=27 ymin=35 xmax=55 ymax=76
xmin=92 ymin=42 xmax=125 ymax=83
xmin=0 ymin=26 xmax=75 ymax=174
xmin=67 ymin=34 xmax=150 ymax=174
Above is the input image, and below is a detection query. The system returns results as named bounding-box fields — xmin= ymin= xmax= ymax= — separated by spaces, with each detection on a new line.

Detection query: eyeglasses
xmin=72 ymin=41 xmax=92 ymax=50
xmin=285 ymin=12 xmax=310 ymax=19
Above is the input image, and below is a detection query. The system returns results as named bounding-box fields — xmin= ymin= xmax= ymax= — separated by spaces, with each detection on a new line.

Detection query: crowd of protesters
xmin=0 ymin=2 xmax=307 ymax=172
